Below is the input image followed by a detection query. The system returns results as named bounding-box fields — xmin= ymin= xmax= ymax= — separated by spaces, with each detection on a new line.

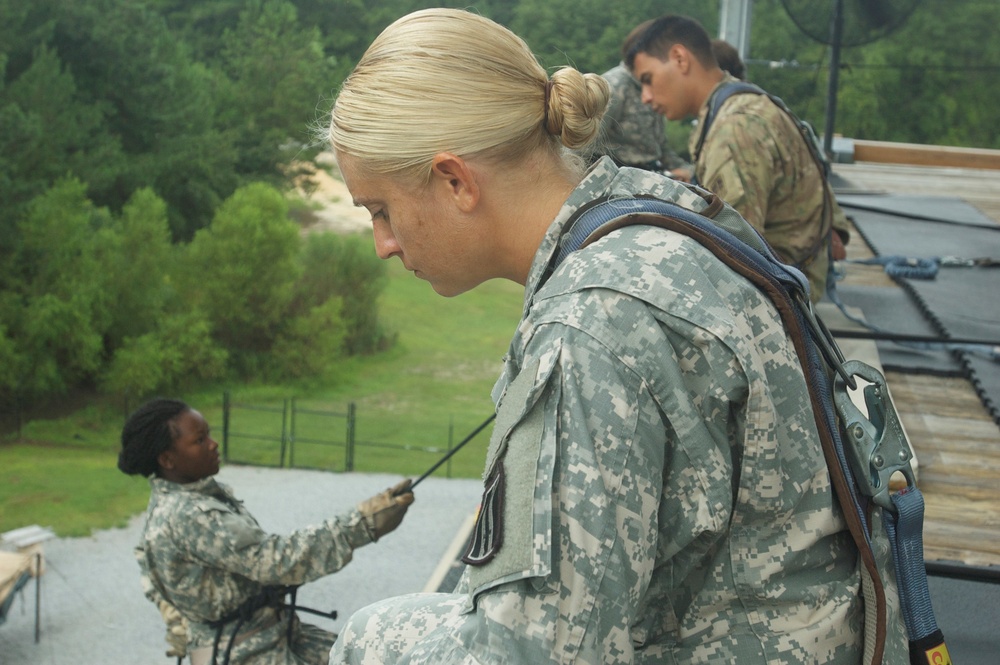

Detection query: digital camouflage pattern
xmin=328 ymin=158 xmax=862 ymax=664
xmin=584 ymin=64 xmax=688 ymax=171
xmin=689 ymin=74 xmax=843 ymax=302
xmin=137 ymin=476 xmax=374 ymax=665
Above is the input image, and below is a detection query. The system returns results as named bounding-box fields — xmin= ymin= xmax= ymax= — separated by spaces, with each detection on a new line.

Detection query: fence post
xmin=289 ymin=397 xmax=296 ymax=469
xmin=280 ymin=399 xmax=289 ymax=468
xmin=346 ymin=402 xmax=356 ymax=472
xmin=222 ymin=391 xmax=230 ymax=462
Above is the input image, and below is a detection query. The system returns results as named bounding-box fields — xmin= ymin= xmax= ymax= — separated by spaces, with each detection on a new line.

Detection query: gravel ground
xmin=0 ymin=466 xmax=481 ymax=665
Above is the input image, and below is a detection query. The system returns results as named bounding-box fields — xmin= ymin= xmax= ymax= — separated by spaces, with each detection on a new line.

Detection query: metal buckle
xmin=938 ymin=256 xmax=975 ymax=267
xmin=833 ymin=360 xmax=916 ymax=512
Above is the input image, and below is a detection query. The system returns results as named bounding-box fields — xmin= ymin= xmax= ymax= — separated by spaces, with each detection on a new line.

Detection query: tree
xmin=101 ymin=311 xmax=228 ymax=397
xmin=269 ymin=297 xmax=347 ymax=379
xmin=217 ymin=0 xmax=341 ymax=175
xmin=510 ymin=0 xmax=716 ymax=73
xmin=99 ymin=188 xmax=175 ymax=347
xmin=182 ymin=183 xmax=302 ymax=366
xmin=296 ymin=232 xmax=391 ymax=355
xmin=4 ymin=179 xmax=111 ymax=399
xmin=0 ymin=43 xmax=121 ymax=249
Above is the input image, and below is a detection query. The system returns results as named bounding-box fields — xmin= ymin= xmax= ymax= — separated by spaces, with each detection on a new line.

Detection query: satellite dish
xmin=779 ymin=0 xmax=922 ymax=154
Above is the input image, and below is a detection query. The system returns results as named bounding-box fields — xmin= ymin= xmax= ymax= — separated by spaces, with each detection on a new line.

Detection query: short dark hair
xmin=118 ymin=398 xmax=190 ymax=477
xmin=621 ymin=19 xmax=654 ymax=60
xmin=712 ymin=39 xmax=746 ymax=80
xmin=625 ymin=15 xmax=716 ymax=70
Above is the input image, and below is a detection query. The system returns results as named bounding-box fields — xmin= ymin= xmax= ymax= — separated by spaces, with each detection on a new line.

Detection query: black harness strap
xmin=206 ymin=585 xmax=337 ymax=665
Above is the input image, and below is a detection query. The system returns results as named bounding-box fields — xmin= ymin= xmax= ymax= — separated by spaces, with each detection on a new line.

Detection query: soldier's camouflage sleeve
xmin=329 ymin=159 xmax=861 ymax=665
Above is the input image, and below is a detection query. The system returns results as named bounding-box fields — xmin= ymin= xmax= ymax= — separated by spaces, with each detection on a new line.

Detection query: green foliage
xmin=101 ymin=311 xmax=229 ymax=397
xmin=269 ymin=297 xmax=347 ymax=380
xmin=511 ymin=0 xmax=716 ymax=73
xmin=100 ymin=188 xmax=175 ymax=346
xmin=5 ymin=179 xmax=111 ymax=399
xmin=297 ymin=232 xmax=392 ymax=355
xmin=749 ymin=0 xmax=1000 ymax=149
xmin=0 ymin=43 xmax=119 ymax=231
xmin=183 ymin=183 xmax=302 ymax=358
xmin=217 ymin=0 xmax=340 ymax=172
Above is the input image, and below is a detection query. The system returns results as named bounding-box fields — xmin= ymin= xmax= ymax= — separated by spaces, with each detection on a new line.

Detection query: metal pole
xmin=346 ymin=403 xmax=356 ymax=472
xmin=406 ymin=414 xmax=496 ymax=492
xmin=447 ymin=417 xmax=454 ymax=479
xmin=823 ymin=0 xmax=845 ymax=157
xmin=718 ymin=0 xmax=754 ymax=61
xmin=35 ymin=552 xmax=41 ymax=643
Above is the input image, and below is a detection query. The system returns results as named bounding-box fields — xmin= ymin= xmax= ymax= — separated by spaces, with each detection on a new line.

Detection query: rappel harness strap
xmin=202 ymin=585 xmax=337 ymax=665
xmin=691 ymin=81 xmax=835 ymax=269
xmin=553 ymin=195 xmax=949 ymax=665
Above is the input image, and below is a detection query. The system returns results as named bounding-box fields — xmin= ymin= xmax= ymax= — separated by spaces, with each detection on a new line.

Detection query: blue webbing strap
xmin=556 ymin=196 xmax=947 ymax=663
xmin=884 ymin=487 xmax=949 ymax=664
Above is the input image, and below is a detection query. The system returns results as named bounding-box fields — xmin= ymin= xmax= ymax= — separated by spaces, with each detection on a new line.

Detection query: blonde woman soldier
xmin=327 ymin=8 xmax=862 ymax=665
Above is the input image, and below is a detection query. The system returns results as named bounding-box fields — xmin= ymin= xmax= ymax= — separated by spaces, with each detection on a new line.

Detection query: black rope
xmin=401 ymin=414 xmax=496 ymax=494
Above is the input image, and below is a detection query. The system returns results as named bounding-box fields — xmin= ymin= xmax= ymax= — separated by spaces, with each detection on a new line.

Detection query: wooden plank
xmin=832 ymin=162 xmax=1000 ymax=224
xmin=825 ymin=160 xmax=1000 ymax=568
xmin=923 ymin=521 xmax=1000 ymax=567
xmin=852 ymin=139 xmax=1000 ymax=171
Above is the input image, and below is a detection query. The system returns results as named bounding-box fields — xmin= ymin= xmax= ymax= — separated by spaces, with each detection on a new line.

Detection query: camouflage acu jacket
xmin=329 ymin=158 xmax=862 ymax=665
xmin=585 ymin=63 xmax=687 ymax=171
xmin=689 ymin=75 xmax=842 ymax=301
xmin=137 ymin=476 xmax=372 ymax=663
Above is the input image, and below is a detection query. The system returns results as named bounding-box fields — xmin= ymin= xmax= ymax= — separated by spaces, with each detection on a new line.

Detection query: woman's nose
xmin=372 ymin=218 xmax=401 ymax=260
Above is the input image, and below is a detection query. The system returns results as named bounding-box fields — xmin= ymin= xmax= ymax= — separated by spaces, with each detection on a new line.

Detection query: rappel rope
xmin=826 ymin=257 xmax=1000 ymax=362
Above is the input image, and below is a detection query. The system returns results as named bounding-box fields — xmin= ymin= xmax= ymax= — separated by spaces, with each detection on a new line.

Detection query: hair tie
xmin=543 ymin=80 xmax=554 ymax=129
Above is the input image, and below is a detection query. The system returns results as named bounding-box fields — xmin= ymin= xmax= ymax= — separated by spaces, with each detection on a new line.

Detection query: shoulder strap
xmin=555 ymin=197 xmax=948 ymax=665
xmin=693 ymin=81 xmax=765 ymax=166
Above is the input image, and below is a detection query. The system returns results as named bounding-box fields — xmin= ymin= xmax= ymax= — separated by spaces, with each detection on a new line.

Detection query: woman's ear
xmin=429 ymin=152 xmax=480 ymax=213
xmin=157 ymin=449 xmax=174 ymax=471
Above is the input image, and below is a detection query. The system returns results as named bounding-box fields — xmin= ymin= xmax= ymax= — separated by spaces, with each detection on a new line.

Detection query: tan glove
xmin=157 ymin=598 xmax=189 ymax=659
xmin=357 ymin=478 xmax=414 ymax=541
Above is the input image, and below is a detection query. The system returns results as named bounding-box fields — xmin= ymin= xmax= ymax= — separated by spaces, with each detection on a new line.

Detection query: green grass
xmin=0 ymin=257 xmax=525 ymax=537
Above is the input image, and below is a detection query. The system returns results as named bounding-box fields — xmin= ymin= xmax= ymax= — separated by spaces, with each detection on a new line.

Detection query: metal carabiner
xmin=833 ymin=359 xmax=916 ymax=512
xmin=938 ymin=256 xmax=975 ymax=267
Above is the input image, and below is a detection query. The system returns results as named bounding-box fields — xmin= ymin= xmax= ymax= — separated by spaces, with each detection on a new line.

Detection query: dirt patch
xmin=291 ymin=151 xmax=372 ymax=235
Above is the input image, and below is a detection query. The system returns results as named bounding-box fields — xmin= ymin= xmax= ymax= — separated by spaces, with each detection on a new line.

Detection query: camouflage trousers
xmin=328 ymin=593 xmax=472 ymax=665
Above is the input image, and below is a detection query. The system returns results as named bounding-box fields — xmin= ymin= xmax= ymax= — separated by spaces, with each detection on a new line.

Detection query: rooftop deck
xmin=829 ymin=158 xmax=1000 ymax=568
